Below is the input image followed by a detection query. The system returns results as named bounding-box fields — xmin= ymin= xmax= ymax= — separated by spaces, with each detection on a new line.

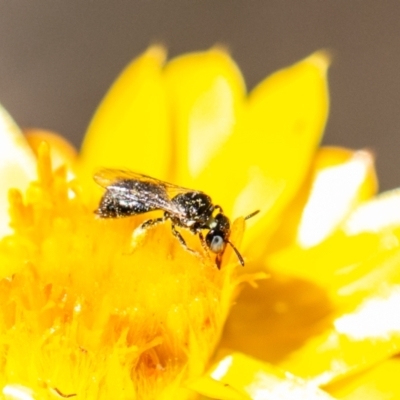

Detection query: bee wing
xmin=94 ymin=168 xmax=196 ymax=193
xmin=94 ymin=168 xmax=202 ymax=217
xmin=93 ymin=168 xmax=156 ymax=188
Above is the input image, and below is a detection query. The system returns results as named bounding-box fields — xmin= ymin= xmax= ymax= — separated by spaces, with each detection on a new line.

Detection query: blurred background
xmin=0 ymin=1 xmax=399 ymax=190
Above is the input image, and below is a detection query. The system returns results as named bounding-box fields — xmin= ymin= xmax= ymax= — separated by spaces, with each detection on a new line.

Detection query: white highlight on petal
xmin=3 ymin=384 xmax=35 ymax=400
xmin=233 ymin=165 xmax=284 ymax=219
xmin=0 ymin=105 xmax=36 ymax=237
xmin=210 ymin=354 xmax=334 ymax=399
xmin=345 ymin=189 xmax=400 ymax=235
xmin=210 ymin=355 xmax=233 ymax=380
xmin=189 ymin=77 xmax=235 ymax=177
xmin=298 ymin=151 xmax=370 ymax=248
xmin=246 ymin=371 xmax=334 ymax=400
xmin=334 ymin=286 xmax=400 ymax=341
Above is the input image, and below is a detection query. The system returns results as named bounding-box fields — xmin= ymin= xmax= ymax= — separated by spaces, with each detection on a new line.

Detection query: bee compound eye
xmin=210 ymin=234 xmax=225 ymax=253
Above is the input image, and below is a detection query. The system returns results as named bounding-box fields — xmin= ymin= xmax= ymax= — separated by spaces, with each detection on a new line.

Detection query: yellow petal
xmin=279 ymin=283 xmax=400 ymax=386
xmin=268 ymin=147 xmax=377 ymax=252
xmin=223 ymin=190 xmax=400 ymax=370
xmin=194 ymin=352 xmax=336 ymax=399
xmin=244 ymin=51 xmax=330 ymax=253
xmin=220 ymin=273 xmax=332 ymax=364
xmin=326 ymin=356 xmax=400 ymax=399
xmin=191 ymin=52 xmax=330 ymax=259
xmin=0 ymin=105 xmax=36 ymax=237
xmin=24 ymin=128 xmax=77 ymax=178
xmin=163 ymin=47 xmax=245 ymax=184
xmin=268 ymin=189 xmax=400 ymax=299
xmin=189 ymin=375 xmax=250 ymax=400
xmin=79 ymin=46 xmax=170 ymax=183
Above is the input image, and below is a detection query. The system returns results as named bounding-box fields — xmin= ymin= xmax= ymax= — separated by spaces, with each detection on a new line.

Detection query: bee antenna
xmin=226 ymin=240 xmax=245 ymax=266
xmin=245 ymin=210 xmax=260 ymax=220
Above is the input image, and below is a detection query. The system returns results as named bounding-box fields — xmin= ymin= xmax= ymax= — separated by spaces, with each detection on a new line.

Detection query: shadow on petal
xmin=220 ymin=271 xmax=333 ymax=363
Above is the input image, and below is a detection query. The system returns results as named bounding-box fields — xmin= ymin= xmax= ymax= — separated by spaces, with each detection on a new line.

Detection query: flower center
xmin=0 ymin=143 xmax=244 ymax=400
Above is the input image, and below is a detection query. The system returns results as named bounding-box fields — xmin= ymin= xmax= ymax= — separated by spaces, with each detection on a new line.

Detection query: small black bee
xmin=94 ymin=169 xmax=259 ymax=268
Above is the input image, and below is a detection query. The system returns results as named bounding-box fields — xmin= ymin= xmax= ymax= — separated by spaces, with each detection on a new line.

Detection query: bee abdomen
xmin=96 ymin=190 xmax=153 ymax=218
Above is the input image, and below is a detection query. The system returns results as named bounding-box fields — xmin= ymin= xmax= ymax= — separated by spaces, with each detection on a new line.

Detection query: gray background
xmin=0 ymin=1 xmax=399 ymax=190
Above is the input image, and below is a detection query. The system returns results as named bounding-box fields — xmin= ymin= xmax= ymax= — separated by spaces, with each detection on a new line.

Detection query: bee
xmin=94 ymin=169 xmax=259 ymax=268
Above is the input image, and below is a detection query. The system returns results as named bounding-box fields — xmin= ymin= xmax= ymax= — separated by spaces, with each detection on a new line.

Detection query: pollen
xmin=0 ymin=143 xmax=244 ymax=400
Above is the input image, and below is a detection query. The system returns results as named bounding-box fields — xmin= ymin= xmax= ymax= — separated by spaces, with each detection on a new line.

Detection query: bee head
xmin=206 ymin=212 xmax=245 ymax=268
xmin=205 ymin=213 xmax=230 ymax=253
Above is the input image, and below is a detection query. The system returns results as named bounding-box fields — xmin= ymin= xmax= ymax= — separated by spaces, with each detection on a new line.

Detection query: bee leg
xmin=213 ymin=205 xmax=223 ymax=213
xmin=199 ymin=231 xmax=219 ymax=267
xmin=138 ymin=216 xmax=166 ymax=231
xmin=129 ymin=217 xmax=166 ymax=250
xmin=171 ymin=224 xmax=197 ymax=255
xmin=198 ymin=232 xmax=211 ymax=256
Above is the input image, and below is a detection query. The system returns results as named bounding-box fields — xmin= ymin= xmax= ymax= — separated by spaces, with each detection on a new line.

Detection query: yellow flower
xmin=0 ymin=45 xmax=399 ymax=400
